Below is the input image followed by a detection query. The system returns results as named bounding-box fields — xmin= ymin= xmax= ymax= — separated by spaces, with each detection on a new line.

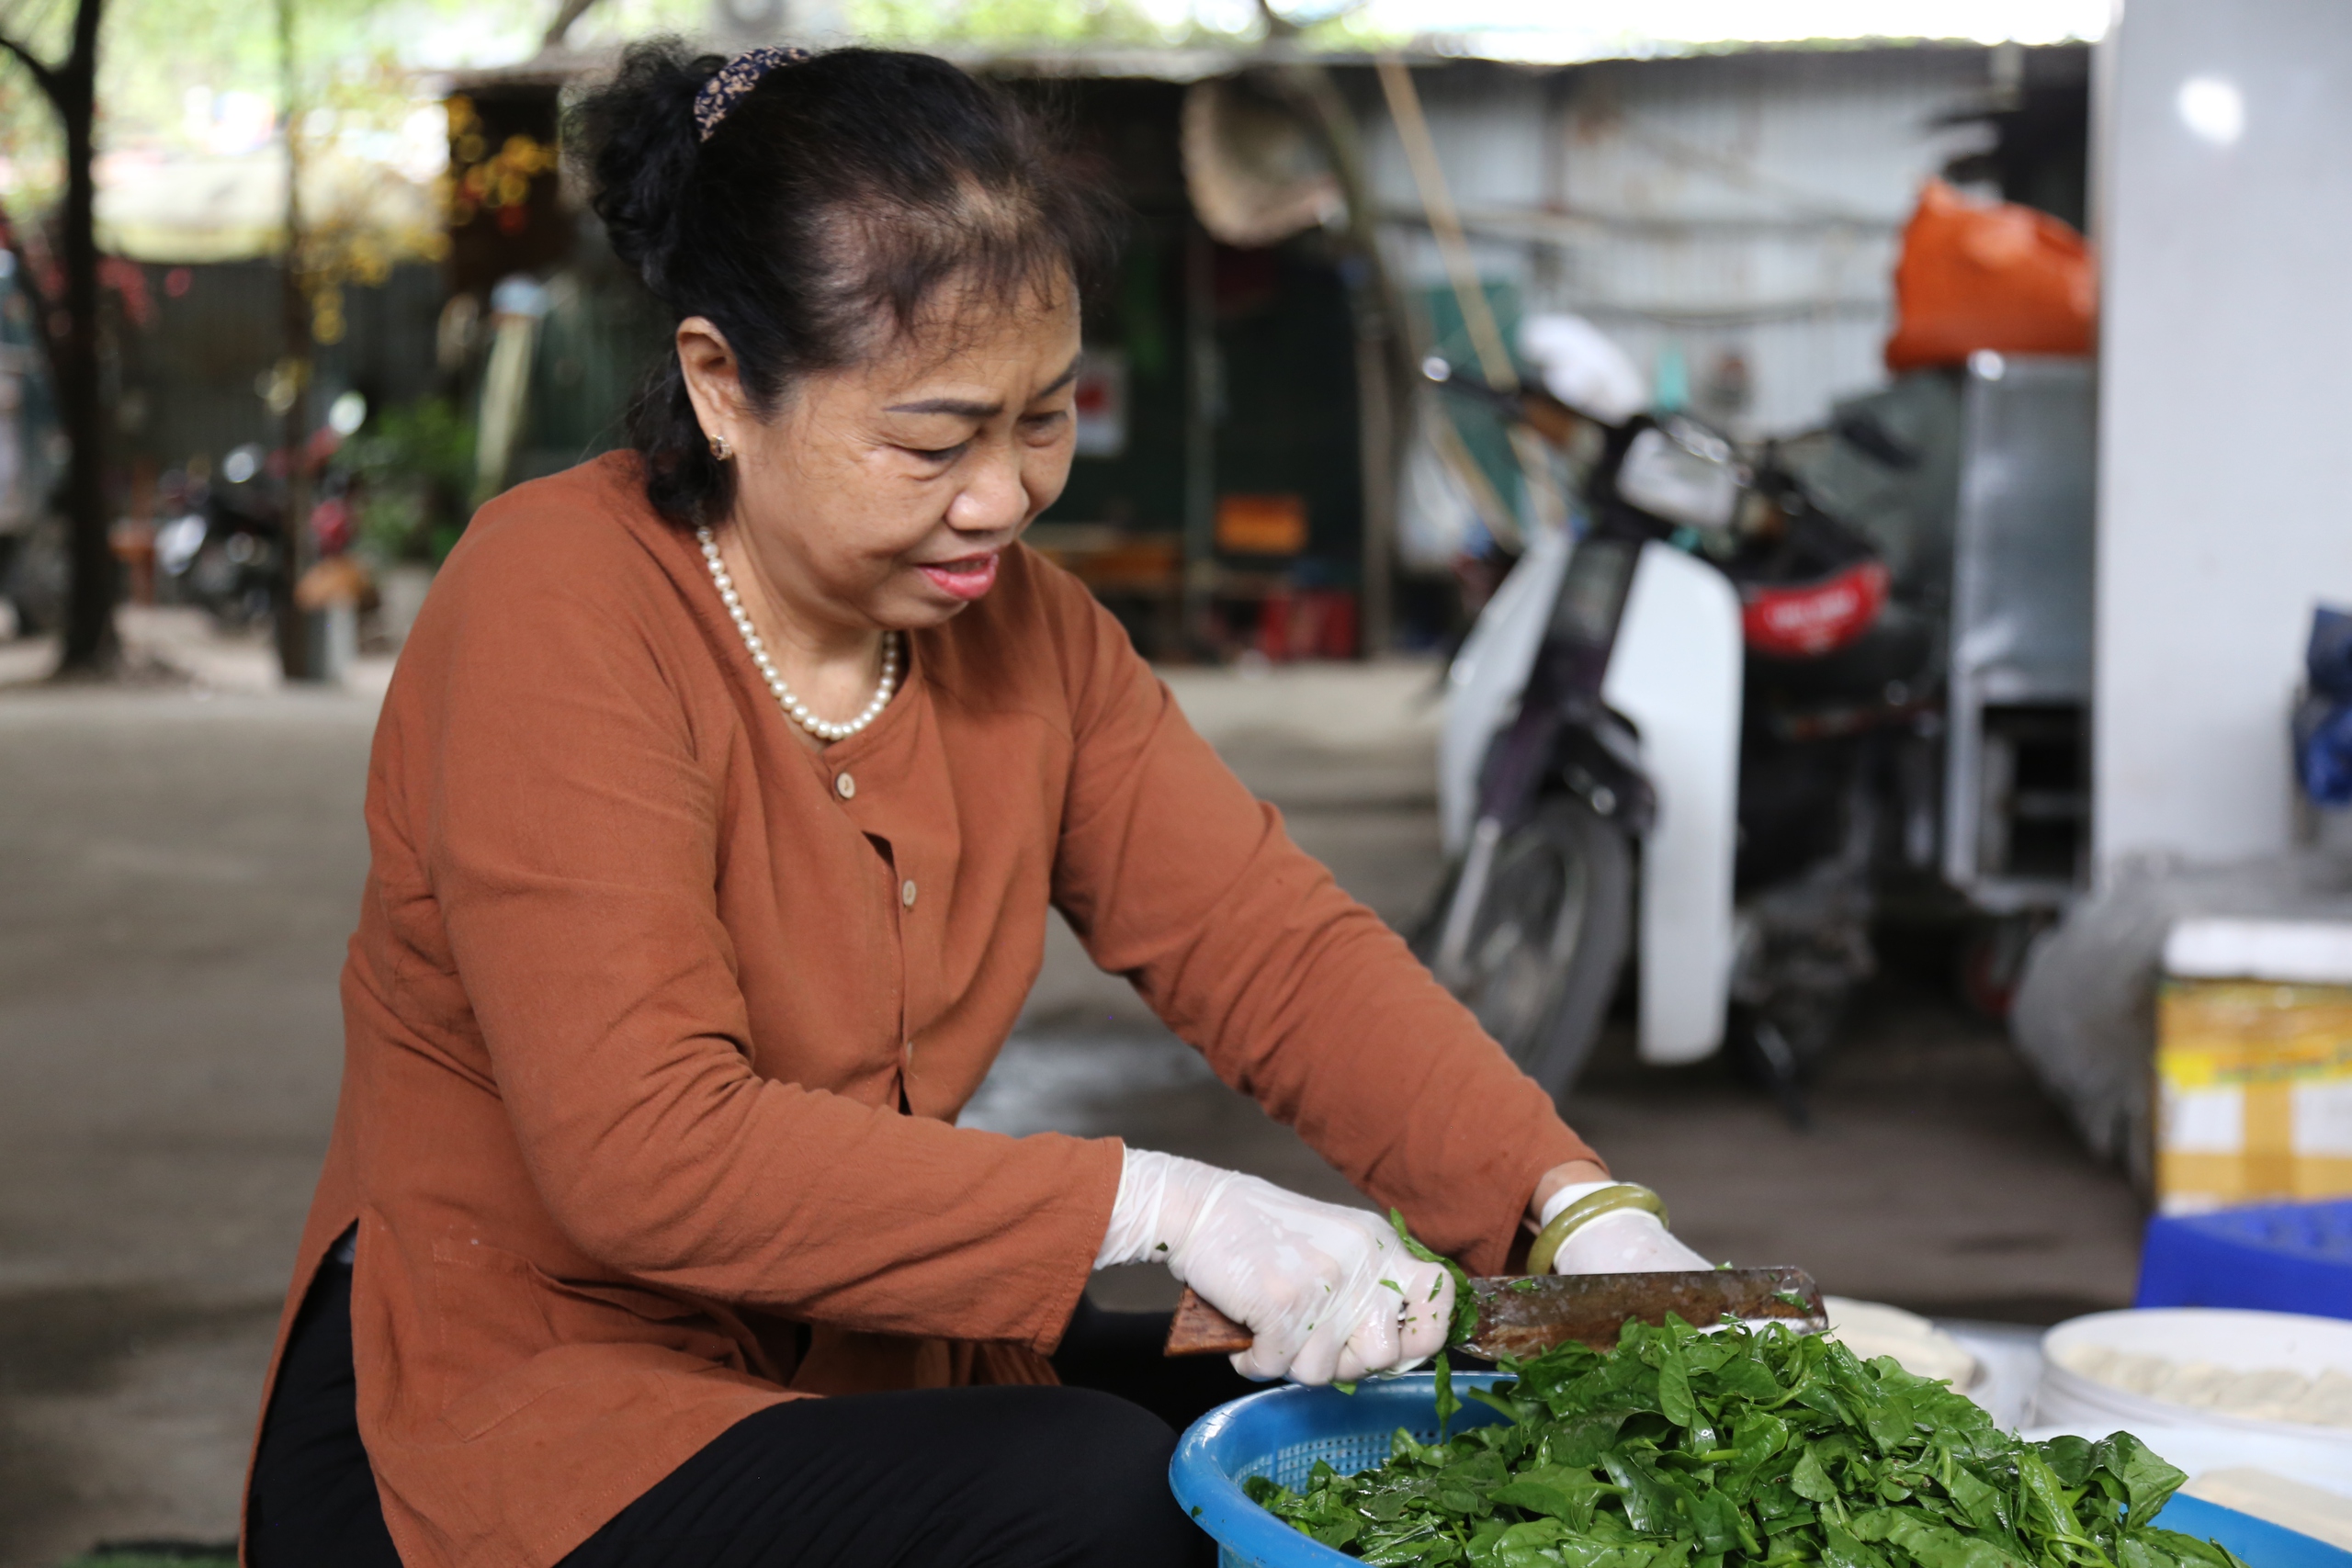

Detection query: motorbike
xmin=154 ymin=445 xmax=283 ymax=629
xmin=1417 ymin=354 xmax=1939 ymax=1116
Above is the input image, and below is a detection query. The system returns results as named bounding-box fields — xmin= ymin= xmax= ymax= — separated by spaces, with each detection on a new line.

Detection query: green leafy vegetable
xmin=1392 ymin=1208 xmax=1482 ymax=1347
xmin=1242 ymin=1316 xmax=2240 ymax=1568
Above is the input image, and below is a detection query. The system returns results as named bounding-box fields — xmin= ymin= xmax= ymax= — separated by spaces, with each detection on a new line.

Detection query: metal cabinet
xmin=1942 ymin=354 xmax=2098 ymax=908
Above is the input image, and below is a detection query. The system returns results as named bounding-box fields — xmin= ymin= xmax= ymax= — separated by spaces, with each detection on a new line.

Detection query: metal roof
xmin=433 ymin=33 xmax=2013 ymax=90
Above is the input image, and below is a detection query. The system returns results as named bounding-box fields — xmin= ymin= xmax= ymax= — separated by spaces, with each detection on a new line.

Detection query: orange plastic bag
xmin=1884 ymin=180 xmax=2096 ymax=371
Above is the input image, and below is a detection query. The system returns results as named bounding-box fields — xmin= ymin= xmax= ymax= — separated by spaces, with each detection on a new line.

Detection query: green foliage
xmin=840 ymin=0 xmax=1398 ymax=50
xmin=846 ymin=0 xmax=1188 ymax=48
xmin=334 ymin=398 xmax=475 ymax=563
xmin=1242 ymin=1317 xmax=2244 ymax=1568
xmin=1 ymin=0 xmax=702 ymax=213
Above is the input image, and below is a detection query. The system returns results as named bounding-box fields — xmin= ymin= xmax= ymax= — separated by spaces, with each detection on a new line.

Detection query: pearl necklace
xmin=696 ymin=526 xmax=899 ymax=742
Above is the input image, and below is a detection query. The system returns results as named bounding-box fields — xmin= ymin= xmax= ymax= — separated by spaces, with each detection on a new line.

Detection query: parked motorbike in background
xmin=153 ymin=444 xmax=282 ymax=629
xmin=1419 ymin=317 xmax=1940 ymax=1116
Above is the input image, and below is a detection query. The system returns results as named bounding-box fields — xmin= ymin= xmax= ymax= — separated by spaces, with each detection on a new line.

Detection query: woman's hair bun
xmin=568 ymin=40 xmax=1125 ymax=527
xmin=570 ymin=41 xmax=722 ymax=301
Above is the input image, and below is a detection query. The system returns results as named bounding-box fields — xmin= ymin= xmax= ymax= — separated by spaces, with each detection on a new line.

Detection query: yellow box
xmin=2156 ymin=979 xmax=2352 ymax=1213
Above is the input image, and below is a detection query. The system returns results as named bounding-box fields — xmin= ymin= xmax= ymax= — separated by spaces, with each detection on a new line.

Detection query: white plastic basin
xmin=2033 ymin=1307 xmax=2352 ymax=1446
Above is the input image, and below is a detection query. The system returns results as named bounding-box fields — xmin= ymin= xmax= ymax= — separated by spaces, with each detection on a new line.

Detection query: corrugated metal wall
xmin=126 ymin=261 xmax=444 ymax=475
xmin=1361 ymin=45 xmax=2007 ymax=437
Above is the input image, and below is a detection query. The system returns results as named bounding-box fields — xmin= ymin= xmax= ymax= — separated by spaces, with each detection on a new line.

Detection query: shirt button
xmin=900 ymin=879 xmax=918 ymax=908
xmin=834 ymin=772 xmax=855 ymax=800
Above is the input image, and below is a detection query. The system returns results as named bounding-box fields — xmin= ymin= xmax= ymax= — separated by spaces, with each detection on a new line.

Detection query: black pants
xmin=247 ymin=1255 xmax=1255 ymax=1567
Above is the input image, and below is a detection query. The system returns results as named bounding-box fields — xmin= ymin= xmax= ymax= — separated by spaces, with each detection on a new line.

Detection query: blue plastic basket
xmin=1169 ymin=1372 xmax=2352 ymax=1568
xmin=1169 ymin=1373 xmax=1509 ymax=1567
xmin=2137 ymin=1200 xmax=2352 ymax=1320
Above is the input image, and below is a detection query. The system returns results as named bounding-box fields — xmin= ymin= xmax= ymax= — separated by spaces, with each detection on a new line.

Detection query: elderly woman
xmin=243 ymin=40 xmax=1708 ymax=1568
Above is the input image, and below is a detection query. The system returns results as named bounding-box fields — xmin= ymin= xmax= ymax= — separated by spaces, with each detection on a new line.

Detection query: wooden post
xmin=1376 ymin=57 xmax=1563 ymax=549
xmin=1263 ymin=60 xmax=1417 ymax=660
xmin=1375 ymin=57 xmax=1515 ymax=393
xmin=1354 ymin=327 xmax=1394 ymax=657
xmin=1182 ymin=220 xmax=1217 ymax=656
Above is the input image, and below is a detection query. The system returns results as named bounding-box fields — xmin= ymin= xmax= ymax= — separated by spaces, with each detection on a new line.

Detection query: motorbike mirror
xmin=1660 ymin=414 xmax=1736 ymax=468
xmin=328 ymin=390 xmax=368 ymax=436
xmin=221 ymin=444 xmax=264 ymax=485
xmin=154 ymin=514 xmax=207 ymax=576
xmin=1618 ymin=424 xmax=1741 ymax=532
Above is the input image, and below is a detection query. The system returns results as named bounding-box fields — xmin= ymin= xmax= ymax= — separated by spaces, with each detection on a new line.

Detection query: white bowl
xmin=2033 ymin=1308 xmax=2352 ymax=1446
xmin=1825 ymin=1296 xmax=1981 ymax=1389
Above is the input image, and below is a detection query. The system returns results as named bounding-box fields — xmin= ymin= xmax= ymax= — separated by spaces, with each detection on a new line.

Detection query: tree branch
xmin=542 ymin=0 xmax=605 ymax=50
xmin=1252 ymin=0 xmax=1300 ymax=41
xmin=0 ymin=28 xmax=62 ymax=103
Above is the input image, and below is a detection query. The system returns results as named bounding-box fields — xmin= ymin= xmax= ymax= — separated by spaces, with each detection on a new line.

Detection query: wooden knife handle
xmin=1164 ymin=1287 xmax=1254 ymax=1356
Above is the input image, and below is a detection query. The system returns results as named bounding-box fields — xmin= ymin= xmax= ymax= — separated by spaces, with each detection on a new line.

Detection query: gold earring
xmin=709 ymin=434 xmax=732 ymax=460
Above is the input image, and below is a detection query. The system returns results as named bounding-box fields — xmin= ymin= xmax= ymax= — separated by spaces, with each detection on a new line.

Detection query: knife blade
xmin=1162 ymin=1267 xmax=1825 ymax=1360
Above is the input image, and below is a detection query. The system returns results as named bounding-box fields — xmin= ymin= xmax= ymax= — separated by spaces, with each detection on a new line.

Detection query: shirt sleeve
xmin=1040 ymin=570 xmax=1600 ymax=1276
xmin=415 ymin=519 xmax=1115 ymax=1351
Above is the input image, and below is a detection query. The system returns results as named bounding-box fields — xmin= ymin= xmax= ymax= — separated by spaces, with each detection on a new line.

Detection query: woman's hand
xmin=1528 ymin=1159 xmax=1611 ymax=1228
xmin=1532 ymin=1174 xmax=1713 ymax=1275
xmin=1098 ymin=1150 xmax=1453 ymax=1385
xmin=1549 ymin=1207 xmax=1712 ymax=1273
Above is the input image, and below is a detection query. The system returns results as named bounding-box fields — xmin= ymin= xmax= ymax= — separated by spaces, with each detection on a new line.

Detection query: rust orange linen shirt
xmin=254 ymin=453 xmax=1599 ymax=1568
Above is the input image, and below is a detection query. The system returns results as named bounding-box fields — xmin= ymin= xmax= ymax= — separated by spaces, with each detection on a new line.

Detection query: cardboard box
xmin=2156 ymin=977 xmax=2352 ymax=1213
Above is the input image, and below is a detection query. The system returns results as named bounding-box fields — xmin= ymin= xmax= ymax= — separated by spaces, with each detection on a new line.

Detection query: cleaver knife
xmin=1162 ymin=1267 xmax=1826 ymax=1361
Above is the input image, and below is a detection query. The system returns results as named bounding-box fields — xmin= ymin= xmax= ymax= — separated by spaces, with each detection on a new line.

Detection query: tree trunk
xmin=273 ymin=0 xmax=315 ymax=681
xmin=48 ymin=0 xmax=115 ymax=673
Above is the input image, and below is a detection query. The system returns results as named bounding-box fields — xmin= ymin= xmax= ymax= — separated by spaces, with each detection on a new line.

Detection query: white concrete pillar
xmin=2095 ymin=0 xmax=2352 ymax=872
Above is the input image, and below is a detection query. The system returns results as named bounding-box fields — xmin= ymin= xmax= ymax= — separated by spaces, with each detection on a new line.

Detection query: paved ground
xmin=0 ymin=680 xmax=379 ymax=1567
xmin=0 ymin=622 xmax=2143 ymax=1566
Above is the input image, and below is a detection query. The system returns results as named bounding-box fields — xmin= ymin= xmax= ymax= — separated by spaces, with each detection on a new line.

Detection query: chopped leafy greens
xmin=1392 ymin=1208 xmax=1482 ymax=1347
xmin=1242 ymin=1316 xmax=2241 ymax=1568
xmin=1433 ymin=1351 xmax=1458 ymax=1438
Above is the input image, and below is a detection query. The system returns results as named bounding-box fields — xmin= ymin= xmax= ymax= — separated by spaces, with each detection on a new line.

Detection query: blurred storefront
xmin=970 ymin=40 xmax=2092 ymax=661
xmin=17 ymin=35 xmax=2090 ymax=665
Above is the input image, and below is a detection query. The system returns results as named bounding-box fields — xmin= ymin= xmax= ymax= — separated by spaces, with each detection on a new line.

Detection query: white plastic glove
xmin=1539 ymin=1180 xmax=1713 ymax=1274
xmin=1097 ymin=1149 xmax=1454 ymax=1385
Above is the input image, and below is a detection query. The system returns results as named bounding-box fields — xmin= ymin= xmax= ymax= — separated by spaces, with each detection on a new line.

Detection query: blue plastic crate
xmin=1170 ymin=1372 xmax=2352 ymax=1568
xmin=2158 ymin=1495 xmax=2352 ymax=1568
xmin=2137 ymin=1200 xmax=2352 ymax=1320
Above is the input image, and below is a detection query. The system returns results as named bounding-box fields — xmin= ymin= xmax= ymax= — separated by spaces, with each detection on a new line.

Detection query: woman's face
xmin=680 ymin=278 xmax=1083 ymax=637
